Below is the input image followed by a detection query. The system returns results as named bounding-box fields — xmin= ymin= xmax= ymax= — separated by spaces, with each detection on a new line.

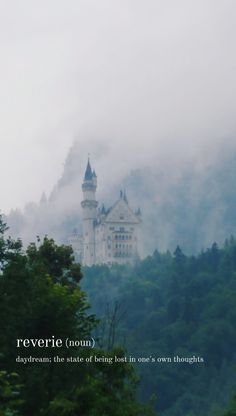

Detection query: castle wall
xmin=95 ymin=220 xmax=141 ymax=265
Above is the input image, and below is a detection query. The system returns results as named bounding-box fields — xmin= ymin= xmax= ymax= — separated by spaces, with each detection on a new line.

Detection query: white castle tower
xmin=69 ymin=158 xmax=142 ymax=266
xmin=81 ymin=159 xmax=98 ymax=266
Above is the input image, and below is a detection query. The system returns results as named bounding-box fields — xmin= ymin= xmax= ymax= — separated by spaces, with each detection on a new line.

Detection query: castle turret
xmin=81 ymin=159 xmax=98 ymax=266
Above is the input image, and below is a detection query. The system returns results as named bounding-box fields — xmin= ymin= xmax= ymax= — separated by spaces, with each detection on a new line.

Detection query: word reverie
xmin=16 ymin=336 xmax=63 ymax=348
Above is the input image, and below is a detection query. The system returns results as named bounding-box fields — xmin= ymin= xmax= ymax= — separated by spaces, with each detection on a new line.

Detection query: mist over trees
xmin=1 ymin=216 xmax=236 ymax=415
xmin=6 ymin=139 xmax=236 ymax=255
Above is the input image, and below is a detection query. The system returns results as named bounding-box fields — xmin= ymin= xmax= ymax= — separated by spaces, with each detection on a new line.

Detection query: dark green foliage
xmin=0 ymin=216 xmax=156 ymax=416
xmin=211 ymin=391 xmax=236 ymax=416
xmin=82 ymin=240 xmax=236 ymax=416
xmin=0 ymin=369 xmax=23 ymax=415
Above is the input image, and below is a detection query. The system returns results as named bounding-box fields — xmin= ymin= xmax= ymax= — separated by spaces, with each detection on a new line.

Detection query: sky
xmin=0 ymin=0 xmax=236 ymax=213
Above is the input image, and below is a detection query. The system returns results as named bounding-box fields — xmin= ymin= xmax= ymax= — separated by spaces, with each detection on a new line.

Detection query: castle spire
xmin=84 ymin=158 xmax=93 ymax=181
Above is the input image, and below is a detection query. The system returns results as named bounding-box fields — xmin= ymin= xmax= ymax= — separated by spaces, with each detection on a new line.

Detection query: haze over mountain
xmin=6 ymin=138 xmax=236 ymax=255
xmin=1 ymin=0 xmax=236 ymax=217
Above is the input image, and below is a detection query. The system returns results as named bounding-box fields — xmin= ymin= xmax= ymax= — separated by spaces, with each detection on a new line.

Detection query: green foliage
xmin=0 ymin=215 xmax=156 ymax=416
xmin=212 ymin=393 xmax=236 ymax=416
xmin=3 ymin=210 xmax=236 ymax=416
xmin=0 ymin=369 xmax=23 ymax=415
xmin=82 ymin=240 xmax=236 ymax=416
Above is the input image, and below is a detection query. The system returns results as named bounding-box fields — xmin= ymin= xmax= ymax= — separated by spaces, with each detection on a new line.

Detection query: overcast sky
xmin=0 ymin=0 xmax=235 ymax=213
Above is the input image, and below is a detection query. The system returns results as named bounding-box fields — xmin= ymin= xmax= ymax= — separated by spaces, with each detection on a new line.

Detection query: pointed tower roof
xmin=84 ymin=158 xmax=93 ymax=180
xmin=101 ymin=204 xmax=106 ymax=215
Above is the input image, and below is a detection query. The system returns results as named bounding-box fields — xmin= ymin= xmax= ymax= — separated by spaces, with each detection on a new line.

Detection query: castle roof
xmin=84 ymin=158 xmax=93 ymax=180
xmin=104 ymin=195 xmax=141 ymax=224
xmin=101 ymin=204 xmax=106 ymax=215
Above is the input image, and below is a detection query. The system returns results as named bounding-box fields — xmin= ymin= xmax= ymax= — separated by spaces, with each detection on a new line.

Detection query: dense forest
xmin=1 ymin=212 xmax=236 ymax=415
xmin=82 ymin=239 xmax=236 ymax=416
xmin=0 ymin=216 xmax=155 ymax=416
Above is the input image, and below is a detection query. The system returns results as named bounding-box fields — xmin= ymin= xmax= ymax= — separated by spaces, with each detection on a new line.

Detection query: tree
xmin=0 ymin=216 xmax=157 ymax=416
xmin=173 ymin=245 xmax=186 ymax=276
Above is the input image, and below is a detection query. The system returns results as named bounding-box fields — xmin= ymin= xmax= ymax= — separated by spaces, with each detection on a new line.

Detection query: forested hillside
xmin=1 ymin=211 xmax=236 ymax=415
xmin=6 ymin=140 xmax=236 ymax=255
xmin=82 ymin=239 xmax=236 ymax=416
xmin=0 ymin=216 xmax=155 ymax=416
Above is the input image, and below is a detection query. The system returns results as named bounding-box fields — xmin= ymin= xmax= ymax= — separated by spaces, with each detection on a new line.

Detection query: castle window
xmin=120 ymin=215 xmax=124 ymax=220
xmin=120 ymin=227 xmax=125 ymax=232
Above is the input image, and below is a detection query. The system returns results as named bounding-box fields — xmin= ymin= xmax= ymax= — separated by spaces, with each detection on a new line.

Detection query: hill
xmin=81 ymin=240 xmax=236 ymax=415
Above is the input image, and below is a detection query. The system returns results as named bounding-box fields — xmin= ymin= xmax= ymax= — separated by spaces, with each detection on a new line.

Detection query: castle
xmin=68 ymin=159 xmax=142 ymax=266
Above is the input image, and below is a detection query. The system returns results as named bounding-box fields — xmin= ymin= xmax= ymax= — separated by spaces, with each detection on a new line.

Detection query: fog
xmin=1 ymin=1 xmax=236 ymax=252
